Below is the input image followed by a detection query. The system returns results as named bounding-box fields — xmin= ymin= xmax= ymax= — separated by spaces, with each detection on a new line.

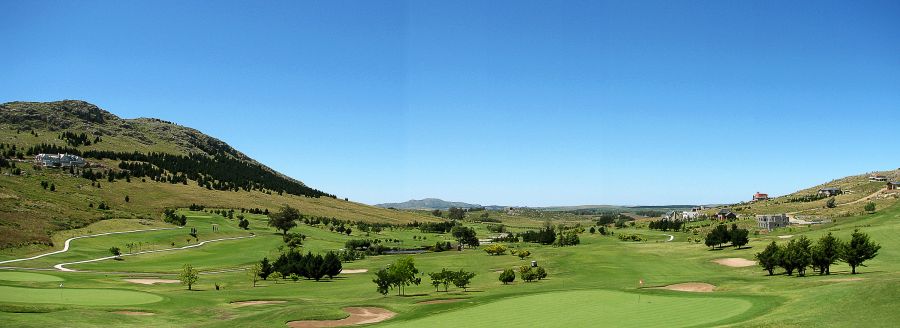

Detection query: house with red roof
xmin=752 ymin=192 xmax=769 ymax=202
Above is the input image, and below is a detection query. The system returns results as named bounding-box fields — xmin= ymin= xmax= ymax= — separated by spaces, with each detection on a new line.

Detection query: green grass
xmin=0 ymin=202 xmax=899 ymax=327
xmin=0 ymin=272 xmax=63 ymax=282
xmin=0 ymin=286 xmax=163 ymax=306
xmin=381 ymin=289 xmax=755 ymax=328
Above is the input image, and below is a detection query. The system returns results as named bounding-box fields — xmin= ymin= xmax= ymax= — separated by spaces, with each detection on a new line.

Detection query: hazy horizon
xmin=3 ymin=1 xmax=899 ymax=206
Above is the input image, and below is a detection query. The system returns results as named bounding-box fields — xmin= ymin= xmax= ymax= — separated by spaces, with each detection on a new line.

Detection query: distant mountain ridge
xmin=376 ymin=198 xmax=502 ymax=210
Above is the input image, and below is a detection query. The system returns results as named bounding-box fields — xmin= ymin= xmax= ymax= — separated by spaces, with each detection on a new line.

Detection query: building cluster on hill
xmin=34 ymin=153 xmax=85 ymax=168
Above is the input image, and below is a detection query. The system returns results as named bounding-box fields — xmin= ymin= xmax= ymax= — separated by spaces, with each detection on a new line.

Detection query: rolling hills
xmin=375 ymin=198 xmax=496 ymax=210
xmin=0 ymin=100 xmax=435 ymax=249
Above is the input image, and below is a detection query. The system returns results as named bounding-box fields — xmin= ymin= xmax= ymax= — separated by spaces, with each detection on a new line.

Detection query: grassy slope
xmin=0 ymin=202 xmax=897 ymax=327
xmin=722 ymin=169 xmax=900 ymax=217
xmin=0 ymin=100 xmax=435 ymax=248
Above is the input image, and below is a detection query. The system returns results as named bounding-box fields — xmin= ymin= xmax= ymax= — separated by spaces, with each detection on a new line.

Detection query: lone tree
xmin=248 ymin=263 xmax=262 ymax=287
xmin=756 ymin=241 xmax=782 ymax=275
xmin=268 ymin=205 xmax=300 ymax=236
xmin=109 ymin=246 xmax=121 ymax=258
xmin=826 ymin=197 xmax=836 ymax=208
xmin=841 ymin=229 xmax=881 ymax=274
xmin=179 ymin=264 xmax=200 ymax=290
xmin=811 ymin=232 xmax=841 ymax=275
xmin=499 ymin=268 xmax=516 ymax=284
xmin=451 ymin=270 xmax=476 ymax=292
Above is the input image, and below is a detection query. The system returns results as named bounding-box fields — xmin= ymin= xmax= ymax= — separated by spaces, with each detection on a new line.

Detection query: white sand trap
xmin=124 ymin=279 xmax=180 ymax=285
xmin=656 ymin=283 xmax=716 ymax=292
xmin=286 ymin=307 xmax=395 ymax=328
xmin=713 ymin=258 xmax=757 ymax=267
xmin=341 ymin=269 xmax=368 ymax=274
xmin=113 ymin=311 xmax=155 ymax=316
xmin=231 ymin=300 xmax=288 ymax=307
xmin=778 ymin=235 xmax=794 ymax=239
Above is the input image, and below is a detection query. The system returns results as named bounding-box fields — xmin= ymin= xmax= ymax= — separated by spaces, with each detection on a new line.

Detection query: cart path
xmin=54 ymin=235 xmax=256 ymax=272
xmin=0 ymin=227 xmax=182 ymax=265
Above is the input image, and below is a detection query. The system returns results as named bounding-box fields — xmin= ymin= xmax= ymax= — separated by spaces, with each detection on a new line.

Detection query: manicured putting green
xmin=0 ymin=286 xmax=163 ymax=306
xmin=380 ymin=289 xmax=753 ymax=328
xmin=0 ymin=271 xmax=64 ymax=282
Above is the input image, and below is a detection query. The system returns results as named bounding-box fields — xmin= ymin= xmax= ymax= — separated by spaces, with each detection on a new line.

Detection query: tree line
xmin=756 ymin=230 xmax=880 ymax=276
xmin=704 ymin=224 xmax=749 ymax=249
xmin=23 ymin=144 xmax=335 ymax=198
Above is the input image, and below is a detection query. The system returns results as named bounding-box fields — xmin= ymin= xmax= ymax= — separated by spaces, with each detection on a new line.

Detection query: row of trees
xmin=428 ymin=268 xmax=476 ymax=292
xmin=23 ymin=143 xmax=336 ymax=198
xmin=373 ymin=257 xmax=421 ymax=296
xmin=704 ymin=224 xmax=749 ymax=249
xmin=756 ymin=230 xmax=880 ymax=276
xmin=269 ymin=250 xmax=343 ymax=281
xmin=648 ymin=219 xmax=685 ymax=232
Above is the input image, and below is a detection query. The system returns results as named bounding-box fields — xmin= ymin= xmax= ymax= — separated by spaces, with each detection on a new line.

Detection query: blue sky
xmin=2 ymin=1 xmax=899 ymax=206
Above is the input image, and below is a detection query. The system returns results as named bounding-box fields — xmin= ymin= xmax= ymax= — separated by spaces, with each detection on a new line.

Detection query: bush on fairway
xmin=179 ymin=264 xmax=199 ymax=290
xmin=499 ymin=268 xmax=516 ymax=284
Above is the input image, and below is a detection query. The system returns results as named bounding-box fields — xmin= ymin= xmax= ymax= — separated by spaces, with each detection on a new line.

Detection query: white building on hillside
xmin=34 ymin=153 xmax=86 ymax=168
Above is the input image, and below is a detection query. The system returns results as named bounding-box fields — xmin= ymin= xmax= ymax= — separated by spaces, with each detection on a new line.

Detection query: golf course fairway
xmin=0 ymin=286 xmax=163 ymax=306
xmin=381 ymin=289 xmax=754 ymax=328
xmin=0 ymin=272 xmax=63 ymax=282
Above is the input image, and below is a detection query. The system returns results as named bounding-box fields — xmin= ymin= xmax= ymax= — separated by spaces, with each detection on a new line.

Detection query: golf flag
xmin=58 ymin=283 xmax=63 ymax=288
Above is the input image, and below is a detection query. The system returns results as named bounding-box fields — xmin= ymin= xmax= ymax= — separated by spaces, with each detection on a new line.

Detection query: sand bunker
xmin=113 ymin=311 xmax=155 ymax=316
xmin=713 ymin=258 xmax=757 ymax=267
xmin=124 ymin=279 xmax=180 ymax=285
xmin=417 ymin=299 xmax=467 ymax=305
xmin=656 ymin=283 xmax=716 ymax=293
xmin=341 ymin=269 xmax=368 ymax=274
xmin=231 ymin=300 xmax=288 ymax=307
xmin=286 ymin=307 xmax=395 ymax=328
xmin=778 ymin=235 xmax=794 ymax=239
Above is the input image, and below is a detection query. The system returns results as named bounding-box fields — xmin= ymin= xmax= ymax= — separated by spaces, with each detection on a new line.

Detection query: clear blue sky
xmin=2 ymin=1 xmax=899 ymax=206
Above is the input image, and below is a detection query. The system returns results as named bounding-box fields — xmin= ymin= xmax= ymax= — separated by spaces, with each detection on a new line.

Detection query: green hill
xmin=717 ymin=169 xmax=900 ymax=217
xmin=0 ymin=100 xmax=435 ymax=249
